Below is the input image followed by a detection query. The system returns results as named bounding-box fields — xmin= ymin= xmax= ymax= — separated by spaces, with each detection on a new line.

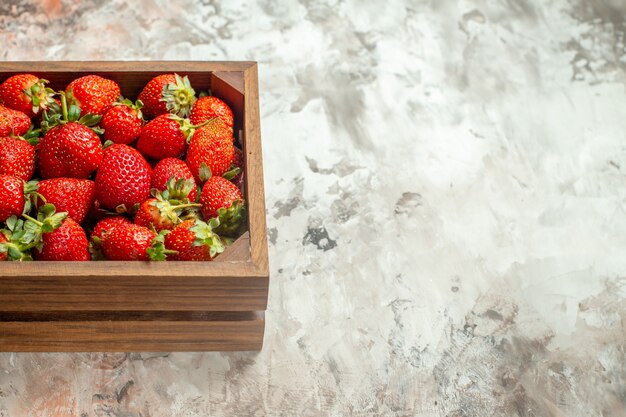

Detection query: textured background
xmin=1 ymin=0 xmax=626 ymax=416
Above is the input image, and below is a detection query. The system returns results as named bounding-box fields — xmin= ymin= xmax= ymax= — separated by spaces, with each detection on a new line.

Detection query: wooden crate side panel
xmin=0 ymin=313 xmax=265 ymax=352
xmin=243 ymin=65 xmax=269 ymax=275
xmin=0 ymin=273 xmax=268 ymax=312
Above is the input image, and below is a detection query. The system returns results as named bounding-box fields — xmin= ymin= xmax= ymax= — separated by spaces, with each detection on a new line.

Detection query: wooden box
xmin=0 ymin=62 xmax=269 ymax=352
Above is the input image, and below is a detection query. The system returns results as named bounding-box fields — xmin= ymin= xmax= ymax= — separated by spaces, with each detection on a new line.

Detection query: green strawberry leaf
xmin=199 ymin=163 xmax=212 ymax=183
xmin=147 ymin=230 xmax=176 ymax=261
xmin=222 ymin=167 xmax=241 ymax=181
xmin=189 ymin=219 xmax=225 ymax=257
xmin=6 ymin=216 xmax=17 ymax=232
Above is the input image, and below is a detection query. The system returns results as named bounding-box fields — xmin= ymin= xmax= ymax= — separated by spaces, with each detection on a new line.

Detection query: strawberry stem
xmin=170 ymin=203 xmax=202 ymax=210
xmin=60 ymin=93 xmax=69 ymax=121
xmin=22 ymin=213 xmax=43 ymax=227
xmin=189 ymin=117 xmax=216 ymax=130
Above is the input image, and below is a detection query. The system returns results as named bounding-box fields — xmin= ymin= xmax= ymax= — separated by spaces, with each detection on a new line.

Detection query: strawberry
xmin=0 ymin=136 xmax=36 ymax=181
xmin=91 ymin=216 xmax=131 ymax=242
xmin=134 ymin=179 xmax=200 ymax=232
xmin=136 ymin=114 xmax=191 ymax=160
xmin=95 ymin=144 xmax=152 ymax=212
xmin=138 ymin=74 xmax=196 ymax=119
xmin=164 ymin=219 xmax=224 ymax=261
xmin=36 ymin=178 xmax=96 ymax=223
xmin=33 ymin=217 xmax=90 ymax=261
xmin=101 ymin=99 xmax=143 ymax=145
xmin=66 ymin=75 xmax=120 ymax=116
xmin=186 ymin=120 xmax=235 ymax=182
xmin=38 ymin=122 xmax=103 ymax=179
xmin=0 ymin=74 xmax=55 ymax=118
xmin=190 ymin=96 xmax=234 ymax=128
xmin=151 ymin=158 xmax=197 ymax=201
xmin=89 ymin=215 xmax=131 ymax=260
xmin=200 ymin=176 xmax=245 ymax=236
xmin=101 ymin=223 xmax=170 ymax=261
xmin=0 ymin=175 xmax=29 ymax=222
xmin=0 ymin=105 xmax=30 ymax=137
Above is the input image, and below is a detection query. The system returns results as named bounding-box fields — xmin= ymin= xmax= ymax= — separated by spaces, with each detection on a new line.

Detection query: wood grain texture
xmin=211 ymin=71 xmax=245 ymax=141
xmin=0 ymin=273 xmax=268 ymax=312
xmin=217 ymin=232 xmax=252 ymax=262
xmin=0 ymin=312 xmax=265 ymax=352
xmin=243 ymin=64 xmax=270 ymax=276
xmin=0 ymin=62 xmax=269 ymax=351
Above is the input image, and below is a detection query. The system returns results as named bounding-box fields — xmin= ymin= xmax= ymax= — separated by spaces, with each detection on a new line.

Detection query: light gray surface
xmin=1 ymin=0 xmax=625 ymax=416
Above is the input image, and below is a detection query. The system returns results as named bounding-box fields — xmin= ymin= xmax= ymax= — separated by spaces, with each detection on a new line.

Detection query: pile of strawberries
xmin=0 ymin=73 xmax=245 ymax=261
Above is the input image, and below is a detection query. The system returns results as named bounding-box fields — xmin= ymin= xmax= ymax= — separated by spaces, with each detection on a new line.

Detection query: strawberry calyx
xmin=198 ymin=162 xmax=240 ymax=184
xmin=146 ymin=230 xmax=178 ymax=261
xmin=0 ymin=216 xmax=36 ymax=261
xmin=41 ymin=91 xmax=103 ymax=134
xmin=88 ymin=235 xmax=106 ymax=260
xmin=169 ymin=115 xmax=215 ymax=143
xmin=160 ymin=74 xmax=196 ymax=118
xmin=149 ymin=179 xmax=202 ymax=226
xmin=157 ymin=176 xmax=197 ymax=204
xmin=222 ymin=166 xmax=241 ymax=181
xmin=22 ymin=179 xmax=39 ymax=214
xmin=22 ymin=125 xmax=41 ymax=145
xmin=114 ymin=98 xmax=144 ymax=120
xmin=22 ymin=78 xmax=56 ymax=115
xmin=214 ymin=199 xmax=245 ymax=237
xmin=198 ymin=163 xmax=213 ymax=183
xmin=0 ymin=204 xmax=68 ymax=260
xmin=189 ymin=218 xmax=225 ymax=258
xmin=22 ymin=203 xmax=67 ymax=234
xmin=9 ymin=124 xmax=42 ymax=145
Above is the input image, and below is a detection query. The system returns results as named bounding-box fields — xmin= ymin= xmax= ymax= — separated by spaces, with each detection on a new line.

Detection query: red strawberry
xmin=101 ymin=223 xmax=169 ymax=261
xmin=88 ymin=215 xmax=131 ymax=260
xmin=186 ymin=120 xmax=234 ymax=182
xmin=36 ymin=178 xmax=96 ymax=223
xmin=138 ymin=74 xmax=196 ymax=119
xmin=38 ymin=122 xmax=103 ymax=179
xmin=34 ymin=217 xmax=90 ymax=261
xmin=0 ymin=74 xmax=55 ymax=118
xmin=101 ymin=99 xmax=143 ymax=145
xmin=91 ymin=216 xmax=131 ymax=241
xmin=190 ymin=96 xmax=234 ymax=128
xmin=66 ymin=75 xmax=120 ymax=116
xmin=95 ymin=144 xmax=152 ymax=211
xmin=151 ymin=158 xmax=197 ymax=201
xmin=0 ymin=105 xmax=30 ymax=137
xmin=164 ymin=219 xmax=224 ymax=261
xmin=0 ymin=136 xmax=36 ymax=181
xmin=200 ymin=176 xmax=245 ymax=236
xmin=0 ymin=175 xmax=26 ymax=222
xmin=136 ymin=114 xmax=189 ymax=160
